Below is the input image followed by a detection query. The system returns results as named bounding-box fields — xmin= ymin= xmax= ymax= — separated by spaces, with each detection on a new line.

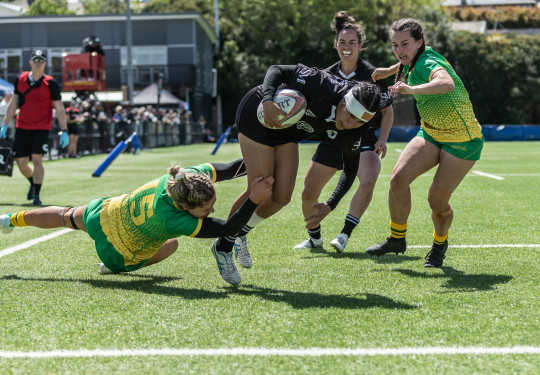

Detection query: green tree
xmin=82 ymin=0 xmax=125 ymax=14
xmin=26 ymin=0 xmax=74 ymax=15
xmin=140 ymin=0 xmax=450 ymax=124
xmin=446 ymin=31 xmax=540 ymax=124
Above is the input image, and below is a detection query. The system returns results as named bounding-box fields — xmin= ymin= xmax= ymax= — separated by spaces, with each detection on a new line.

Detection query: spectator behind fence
xmin=66 ymin=100 xmax=83 ymax=158
xmin=82 ymin=35 xmax=105 ymax=56
xmin=0 ymin=92 xmax=14 ymax=134
xmin=113 ymin=105 xmax=128 ymax=143
xmin=92 ymin=101 xmax=110 ymax=150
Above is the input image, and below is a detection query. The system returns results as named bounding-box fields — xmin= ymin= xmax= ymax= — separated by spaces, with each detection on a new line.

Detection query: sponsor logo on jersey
xmin=296 ymin=121 xmax=314 ymax=133
xmin=327 ymin=74 xmax=348 ymax=87
xmin=305 ymin=109 xmax=316 ymax=117
xmin=325 ymin=106 xmax=337 ymax=123
xmin=381 ymin=91 xmax=391 ymax=101
xmin=326 ymin=130 xmax=337 ymax=140
xmin=296 ymin=67 xmax=313 ymax=85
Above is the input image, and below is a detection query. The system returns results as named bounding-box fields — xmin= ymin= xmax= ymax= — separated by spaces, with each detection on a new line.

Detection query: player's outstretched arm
xmin=195 ymin=176 xmax=273 ymax=238
xmin=212 ymin=159 xmax=247 ymax=182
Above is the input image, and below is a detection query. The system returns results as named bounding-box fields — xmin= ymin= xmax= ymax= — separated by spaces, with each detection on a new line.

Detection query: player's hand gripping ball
xmin=257 ymin=89 xmax=307 ymax=129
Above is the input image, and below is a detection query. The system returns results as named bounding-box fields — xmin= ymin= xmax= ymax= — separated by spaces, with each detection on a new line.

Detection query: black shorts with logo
xmin=312 ymin=128 xmax=378 ymax=170
xmin=12 ymin=128 xmax=50 ymax=158
xmin=235 ymin=86 xmax=300 ymax=147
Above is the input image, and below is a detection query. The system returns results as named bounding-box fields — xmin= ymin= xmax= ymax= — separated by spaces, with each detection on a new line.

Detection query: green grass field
xmin=0 ymin=141 xmax=539 ymax=374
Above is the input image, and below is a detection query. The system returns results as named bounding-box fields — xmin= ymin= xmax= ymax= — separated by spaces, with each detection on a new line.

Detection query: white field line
xmin=0 ymin=229 xmax=538 ymax=259
xmin=298 ymin=172 xmax=540 ymax=180
xmin=472 ymin=170 xmax=504 ymax=180
xmin=0 ymin=228 xmax=72 ymax=259
xmin=0 ymin=346 xmax=539 ymax=358
xmin=408 ymin=244 xmax=540 ymax=249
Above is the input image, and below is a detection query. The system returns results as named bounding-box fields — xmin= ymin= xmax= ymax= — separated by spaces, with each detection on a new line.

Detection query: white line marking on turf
xmin=408 ymin=244 xmax=540 ymax=249
xmin=472 ymin=170 xmax=504 ymax=180
xmin=0 ymin=229 xmax=72 ymax=259
xmin=0 ymin=346 xmax=538 ymax=358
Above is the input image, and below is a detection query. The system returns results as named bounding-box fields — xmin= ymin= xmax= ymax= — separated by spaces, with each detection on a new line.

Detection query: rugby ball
xmin=257 ymin=89 xmax=307 ymax=129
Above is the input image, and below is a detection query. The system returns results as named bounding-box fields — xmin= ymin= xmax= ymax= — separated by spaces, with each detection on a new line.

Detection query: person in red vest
xmin=0 ymin=50 xmax=69 ymax=206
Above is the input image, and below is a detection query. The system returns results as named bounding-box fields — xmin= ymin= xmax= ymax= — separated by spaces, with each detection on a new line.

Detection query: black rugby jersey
xmin=261 ymin=64 xmax=391 ymax=209
xmin=324 ymin=59 xmax=393 ymax=132
xmin=262 ymin=64 xmax=391 ymax=155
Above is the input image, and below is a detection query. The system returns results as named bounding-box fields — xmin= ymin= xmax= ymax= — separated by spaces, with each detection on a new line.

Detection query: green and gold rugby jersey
xmin=97 ymin=163 xmax=217 ymax=268
xmin=404 ymin=47 xmax=482 ymax=142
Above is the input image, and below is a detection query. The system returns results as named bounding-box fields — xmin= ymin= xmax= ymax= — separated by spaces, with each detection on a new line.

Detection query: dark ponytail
xmin=331 ymin=10 xmax=366 ymax=47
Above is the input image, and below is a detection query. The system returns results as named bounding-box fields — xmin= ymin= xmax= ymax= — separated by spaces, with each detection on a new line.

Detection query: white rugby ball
xmin=257 ymin=89 xmax=307 ymax=129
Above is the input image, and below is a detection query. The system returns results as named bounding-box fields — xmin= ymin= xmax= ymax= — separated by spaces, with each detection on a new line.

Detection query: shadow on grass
xmin=304 ymin=246 xmax=420 ymax=264
xmin=229 ymin=285 xmax=416 ymax=310
xmin=1 ymin=274 xmax=225 ymax=300
xmin=393 ymin=267 xmax=513 ymax=292
xmin=1 ymin=274 xmax=416 ymax=310
xmin=0 ymin=202 xmax=81 ymax=208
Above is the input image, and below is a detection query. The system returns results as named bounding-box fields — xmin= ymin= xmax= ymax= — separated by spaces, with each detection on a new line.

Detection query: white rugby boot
xmin=293 ymin=236 xmax=323 ymax=250
xmin=0 ymin=214 xmax=13 ymax=234
xmin=330 ymin=233 xmax=349 ymax=253
xmin=234 ymin=235 xmax=253 ymax=268
xmin=211 ymin=239 xmax=241 ymax=285
xmin=98 ymin=262 xmax=114 ymax=275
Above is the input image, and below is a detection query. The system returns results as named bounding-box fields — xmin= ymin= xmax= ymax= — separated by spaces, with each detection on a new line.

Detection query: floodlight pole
xmin=157 ymin=72 xmax=163 ymax=113
xmin=214 ymin=0 xmax=223 ymax=136
xmin=126 ymin=0 xmax=134 ymax=104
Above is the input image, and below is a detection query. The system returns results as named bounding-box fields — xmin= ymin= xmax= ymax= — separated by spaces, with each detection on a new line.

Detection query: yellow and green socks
xmin=390 ymin=220 xmax=407 ymax=239
xmin=433 ymin=230 xmax=449 ymax=246
xmin=8 ymin=211 xmax=29 ymax=228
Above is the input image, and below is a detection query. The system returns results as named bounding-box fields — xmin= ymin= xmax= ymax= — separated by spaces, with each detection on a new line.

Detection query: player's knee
xmin=272 ymin=190 xmax=293 ymax=207
xmin=428 ymin=186 xmax=452 ymax=213
xmin=301 ymin=187 xmax=319 ymax=204
xmin=359 ymin=177 xmax=377 ymax=192
xmin=31 ymin=158 xmax=43 ymax=167
xmin=167 ymin=238 xmax=179 ymax=251
xmin=389 ymin=171 xmax=408 ymax=192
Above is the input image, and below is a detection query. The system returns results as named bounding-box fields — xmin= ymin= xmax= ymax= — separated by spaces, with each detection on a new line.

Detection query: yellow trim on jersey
xmin=428 ymin=67 xmax=445 ymax=81
xmin=10 ymin=211 xmax=29 ymax=227
xmin=171 ymin=202 xmax=202 ymax=237
xmin=188 ymin=218 xmax=203 ymax=237
xmin=204 ymin=163 xmax=217 ymax=183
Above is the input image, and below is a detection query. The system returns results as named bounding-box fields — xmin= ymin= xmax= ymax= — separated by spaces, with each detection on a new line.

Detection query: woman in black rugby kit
xmin=294 ymin=11 xmax=394 ymax=253
xmin=210 ymin=62 xmax=388 ymax=284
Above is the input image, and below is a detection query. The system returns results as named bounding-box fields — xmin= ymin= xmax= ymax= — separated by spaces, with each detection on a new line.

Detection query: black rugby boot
xmin=27 ymin=184 xmax=35 ymax=200
xmin=366 ymin=237 xmax=406 ymax=257
xmin=424 ymin=241 xmax=448 ymax=268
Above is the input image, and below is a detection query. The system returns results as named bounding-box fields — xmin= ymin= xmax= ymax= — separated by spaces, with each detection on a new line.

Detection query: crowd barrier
xmin=45 ymin=119 xmax=204 ymax=160
xmin=35 ymin=123 xmax=540 ymax=160
xmin=383 ymin=125 xmax=540 ymax=142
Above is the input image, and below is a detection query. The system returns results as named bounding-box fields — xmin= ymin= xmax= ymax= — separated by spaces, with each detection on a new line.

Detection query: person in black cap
xmin=0 ymin=49 xmax=69 ymax=206
xmin=82 ymin=35 xmax=105 ymax=56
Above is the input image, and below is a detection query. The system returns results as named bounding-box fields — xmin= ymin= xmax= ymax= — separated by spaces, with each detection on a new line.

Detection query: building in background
xmin=0 ymin=12 xmax=217 ymax=125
